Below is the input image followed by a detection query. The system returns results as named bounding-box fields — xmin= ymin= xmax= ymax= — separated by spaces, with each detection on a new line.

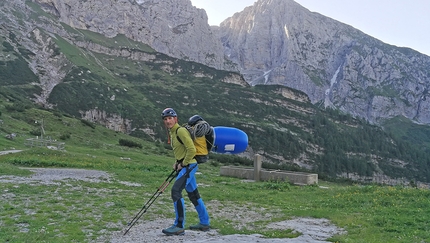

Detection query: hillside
xmin=1 ymin=0 xmax=430 ymax=185
xmin=0 ymin=108 xmax=429 ymax=243
xmin=17 ymin=0 xmax=430 ymax=126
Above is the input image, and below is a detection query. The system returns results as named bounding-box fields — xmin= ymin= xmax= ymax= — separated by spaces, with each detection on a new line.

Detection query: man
xmin=161 ymin=108 xmax=210 ymax=236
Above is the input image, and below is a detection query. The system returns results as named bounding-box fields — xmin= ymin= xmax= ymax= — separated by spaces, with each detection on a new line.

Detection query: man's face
xmin=163 ymin=116 xmax=176 ymax=129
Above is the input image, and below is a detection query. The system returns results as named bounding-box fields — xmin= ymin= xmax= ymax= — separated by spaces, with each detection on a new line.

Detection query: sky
xmin=190 ymin=0 xmax=430 ymax=56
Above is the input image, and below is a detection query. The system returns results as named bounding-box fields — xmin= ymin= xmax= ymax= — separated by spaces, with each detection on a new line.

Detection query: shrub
xmin=119 ymin=138 xmax=142 ymax=148
xmin=53 ymin=111 xmax=63 ymax=118
xmin=260 ymin=179 xmax=291 ymax=191
xmin=59 ymin=133 xmax=71 ymax=140
xmin=30 ymin=129 xmax=42 ymax=136
xmin=80 ymin=119 xmax=96 ymax=129
xmin=5 ymin=103 xmax=27 ymax=112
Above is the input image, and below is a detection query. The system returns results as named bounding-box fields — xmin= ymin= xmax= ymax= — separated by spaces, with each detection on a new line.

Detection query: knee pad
xmin=172 ymin=189 xmax=182 ymax=202
xmin=187 ymin=189 xmax=201 ymax=206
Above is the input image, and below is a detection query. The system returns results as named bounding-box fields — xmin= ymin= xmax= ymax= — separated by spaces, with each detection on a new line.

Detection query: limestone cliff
xmin=35 ymin=0 xmax=233 ymax=71
xmin=3 ymin=0 xmax=430 ymax=126
xmin=218 ymin=0 xmax=430 ymax=125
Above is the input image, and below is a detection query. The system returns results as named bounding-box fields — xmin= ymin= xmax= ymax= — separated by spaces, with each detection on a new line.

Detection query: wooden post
xmin=254 ymin=154 xmax=262 ymax=181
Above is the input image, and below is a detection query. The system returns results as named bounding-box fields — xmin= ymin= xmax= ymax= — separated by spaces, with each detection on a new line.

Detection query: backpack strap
xmin=176 ymin=126 xmax=199 ymax=164
xmin=205 ymin=127 xmax=214 ymax=151
xmin=175 ymin=126 xmax=184 ymax=145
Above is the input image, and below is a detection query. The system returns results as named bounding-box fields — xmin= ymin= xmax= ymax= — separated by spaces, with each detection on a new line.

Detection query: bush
xmin=119 ymin=138 xmax=142 ymax=148
xmin=80 ymin=119 xmax=96 ymax=129
xmin=30 ymin=129 xmax=42 ymax=136
xmin=5 ymin=103 xmax=27 ymax=112
xmin=59 ymin=133 xmax=71 ymax=140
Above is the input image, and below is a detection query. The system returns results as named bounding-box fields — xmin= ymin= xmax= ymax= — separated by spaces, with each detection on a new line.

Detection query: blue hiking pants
xmin=171 ymin=164 xmax=210 ymax=228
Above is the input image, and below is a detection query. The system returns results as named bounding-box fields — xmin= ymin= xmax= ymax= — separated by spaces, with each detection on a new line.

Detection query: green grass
xmin=0 ymin=94 xmax=429 ymax=243
xmin=0 ymin=162 xmax=32 ymax=176
xmin=1 ymin=145 xmax=429 ymax=242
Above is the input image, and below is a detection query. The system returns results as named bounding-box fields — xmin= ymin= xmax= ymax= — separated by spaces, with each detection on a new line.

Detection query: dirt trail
xmin=105 ymin=217 xmax=344 ymax=243
xmin=0 ymin=149 xmax=22 ymax=155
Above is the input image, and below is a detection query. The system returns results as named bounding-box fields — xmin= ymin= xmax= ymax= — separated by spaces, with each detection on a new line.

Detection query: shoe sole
xmin=189 ymin=227 xmax=210 ymax=232
xmin=162 ymin=230 xmax=185 ymax=236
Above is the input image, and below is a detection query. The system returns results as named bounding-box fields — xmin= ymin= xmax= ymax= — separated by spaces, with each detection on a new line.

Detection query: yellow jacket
xmin=170 ymin=123 xmax=196 ymax=166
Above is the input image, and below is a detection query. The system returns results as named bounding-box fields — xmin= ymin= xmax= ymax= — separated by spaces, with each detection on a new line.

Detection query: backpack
xmin=175 ymin=119 xmax=214 ymax=164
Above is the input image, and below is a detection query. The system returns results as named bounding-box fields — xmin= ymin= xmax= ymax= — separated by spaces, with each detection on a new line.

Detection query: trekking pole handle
xmin=159 ymin=170 xmax=177 ymax=192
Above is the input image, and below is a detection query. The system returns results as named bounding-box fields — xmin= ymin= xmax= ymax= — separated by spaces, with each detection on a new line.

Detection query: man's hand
xmin=177 ymin=163 xmax=183 ymax=171
xmin=173 ymin=162 xmax=183 ymax=171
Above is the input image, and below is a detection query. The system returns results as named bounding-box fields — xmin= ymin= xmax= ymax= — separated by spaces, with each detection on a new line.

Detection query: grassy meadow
xmin=0 ymin=108 xmax=429 ymax=243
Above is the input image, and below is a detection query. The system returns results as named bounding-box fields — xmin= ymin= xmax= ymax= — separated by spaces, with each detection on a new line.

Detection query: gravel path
xmin=103 ymin=217 xmax=344 ymax=243
xmin=0 ymin=149 xmax=22 ymax=155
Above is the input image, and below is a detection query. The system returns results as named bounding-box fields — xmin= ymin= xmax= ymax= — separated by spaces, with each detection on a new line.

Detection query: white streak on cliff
xmin=325 ymin=64 xmax=341 ymax=108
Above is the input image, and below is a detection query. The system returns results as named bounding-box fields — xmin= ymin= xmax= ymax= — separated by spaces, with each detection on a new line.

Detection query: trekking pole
xmin=123 ymin=169 xmax=177 ymax=236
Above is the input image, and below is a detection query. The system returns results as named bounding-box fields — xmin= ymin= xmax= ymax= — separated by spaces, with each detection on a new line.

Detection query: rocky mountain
xmin=23 ymin=0 xmax=430 ymax=126
xmin=218 ymin=0 xmax=430 ymax=125
xmin=35 ymin=0 xmax=232 ymax=71
xmin=2 ymin=0 xmax=430 ymax=185
xmin=1 ymin=0 xmax=429 ymax=126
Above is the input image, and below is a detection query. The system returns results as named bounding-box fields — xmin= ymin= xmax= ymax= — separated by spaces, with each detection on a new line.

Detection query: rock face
xmin=3 ymin=0 xmax=430 ymax=126
xmin=0 ymin=1 xmax=73 ymax=108
xmin=28 ymin=28 xmax=73 ymax=108
xmin=81 ymin=109 xmax=132 ymax=133
xmin=218 ymin=0 xmax=430 ymax=125
xmin=36 ymin=0 xmax=233 ymax=71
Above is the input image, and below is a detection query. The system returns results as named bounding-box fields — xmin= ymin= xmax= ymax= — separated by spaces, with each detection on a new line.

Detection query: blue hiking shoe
xmin=162 ymin=225 xmax=185 ymax=236
xmin=189 ymin=223 xmax=210 ymax=231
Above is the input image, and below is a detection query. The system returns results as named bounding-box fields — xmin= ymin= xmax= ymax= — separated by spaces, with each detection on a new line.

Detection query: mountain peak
xmin=219 ymin=0 xmax=430 ymax=125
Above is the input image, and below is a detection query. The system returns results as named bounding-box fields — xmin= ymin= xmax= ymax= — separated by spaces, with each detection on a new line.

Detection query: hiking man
xmin=161 ymin=108 xmax=210 ymax=235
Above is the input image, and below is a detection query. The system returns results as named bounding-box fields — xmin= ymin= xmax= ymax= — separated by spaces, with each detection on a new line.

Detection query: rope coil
xmin=184 ymin=120 xmax=212 ymax=139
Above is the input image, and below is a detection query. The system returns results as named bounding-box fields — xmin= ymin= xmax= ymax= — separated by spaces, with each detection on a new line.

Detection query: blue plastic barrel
xmin=212 ymin=126 xmax=248 ymax=154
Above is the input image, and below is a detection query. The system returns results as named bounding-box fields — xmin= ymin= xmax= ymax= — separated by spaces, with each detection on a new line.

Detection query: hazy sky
xmin=190 ymin=0 xmax=430 ymax=56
